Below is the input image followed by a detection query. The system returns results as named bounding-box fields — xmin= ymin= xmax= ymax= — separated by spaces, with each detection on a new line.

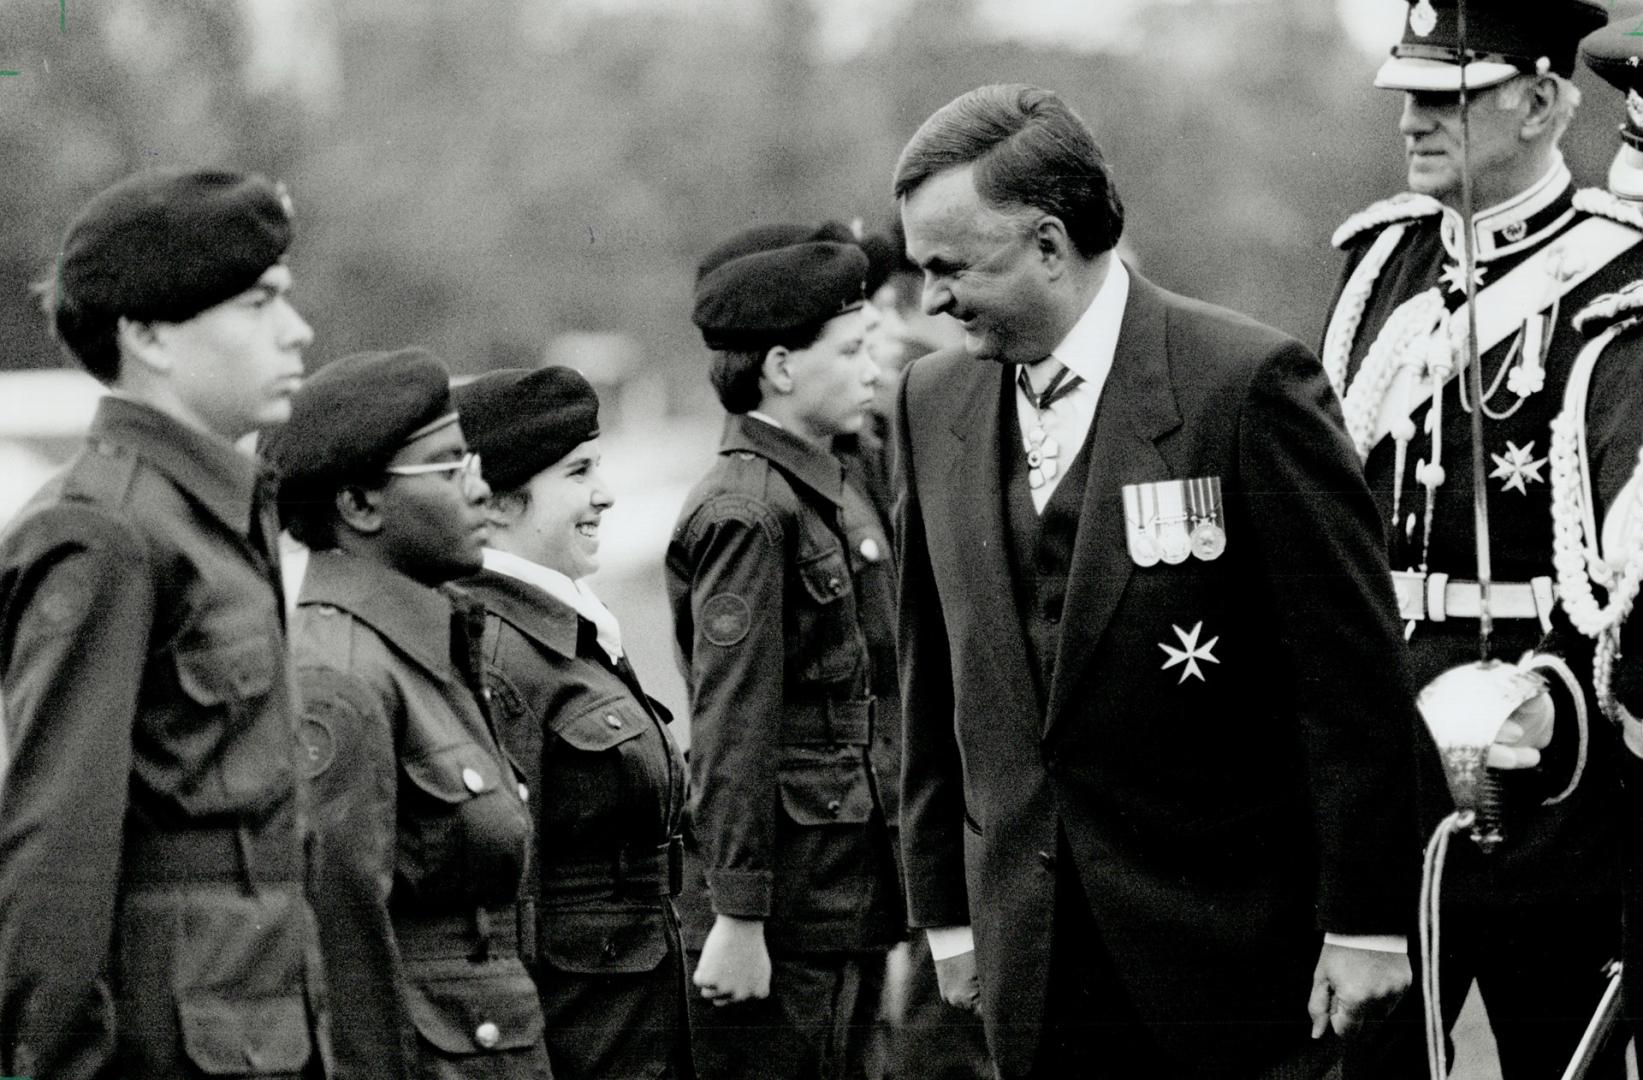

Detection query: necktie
xmin=1017 ymin=361 xmax=1084 ymax=490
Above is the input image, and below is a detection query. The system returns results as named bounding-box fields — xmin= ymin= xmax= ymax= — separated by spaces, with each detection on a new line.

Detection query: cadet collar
xmin=299 ymin=548 xmax=471 ymax=684
xmin=471 ymin=553 xmax=585 ymax=660
xmin=90 ymin=394 xmax=264 ymax=536
xmin=1439 ymin=156 xmax=1574 ymax=265
xmin=723 ymin=412 xmax=846 ymax=507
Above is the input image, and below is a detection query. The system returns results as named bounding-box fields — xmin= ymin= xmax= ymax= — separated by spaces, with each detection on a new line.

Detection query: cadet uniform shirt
xmin=292 ymin=549 xmax=548 ymax=1080
xmin=0 ymin=395 xmax=328 ymax=1080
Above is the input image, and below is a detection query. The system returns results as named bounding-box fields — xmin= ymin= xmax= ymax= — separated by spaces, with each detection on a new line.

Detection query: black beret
xmin=265 ymin=348 xmax=454 ymax=504
xmin=55 ymin=169 xmax=294 ymax=327
xmin=453 ymin=366 xmax=601 ymax=493
xmin=858 ymin=231 xmax=905 ymax=298
xmin=1583 ymin=15 xmax=1643 ymax=149
xmin=1376 ymin=0 xmax=1607 ymax=90
xmin=692 ymin=223 xmax=869 ymax=352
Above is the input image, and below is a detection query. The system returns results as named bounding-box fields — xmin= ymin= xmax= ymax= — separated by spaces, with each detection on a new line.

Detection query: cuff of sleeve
xmin=926 ymin=925 xmax=975 ymax=961
xmin=1324 ymin=932 xmax=1408 ymax=954
xmin=706 ymin=868 xmax=773 ymax=918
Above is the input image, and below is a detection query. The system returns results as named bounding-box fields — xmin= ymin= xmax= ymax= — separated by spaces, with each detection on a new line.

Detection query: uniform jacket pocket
xmin=405 ymin=959 xmax=545 ymax=1055
xmin=178 ymin=993 xmax=312 ymax=1075
xmin=553 ymin=696 xmax=648 ymax=752
xmin=175 ymin=633 xmax=277 ymax=705
xmin=777 ymin=749 xmax=875 ymax=825
xmin=537 ymin=906 xmax=669 ymax=975
xmin=792 ymin=548 xmax=859 ymax=685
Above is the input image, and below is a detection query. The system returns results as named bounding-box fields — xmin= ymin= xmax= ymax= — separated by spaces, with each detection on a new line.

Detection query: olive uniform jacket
xmin=665 ymin=414 xmax=903 ymax=955
xmin=292 ymin=550 xmax=549 ymax=1080
xmin=464 ymin=566 xmax=691 ymax=1080
xmin=895 ymin=270 xmax=1419 ymax=1077
xmin=0 ymin=397 xmax=329 ymax=1079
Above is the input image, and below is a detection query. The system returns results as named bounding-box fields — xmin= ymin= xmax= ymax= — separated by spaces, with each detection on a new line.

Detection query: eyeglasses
xmin=383 ymin=451 xmax=483 ymax=482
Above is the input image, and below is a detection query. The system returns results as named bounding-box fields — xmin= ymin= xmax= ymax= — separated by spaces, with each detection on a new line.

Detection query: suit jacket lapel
xmin=1045 ymin=272 xmax=1182 ymax=736
xmin=942 ymin=359 xmax=1045 ymax=727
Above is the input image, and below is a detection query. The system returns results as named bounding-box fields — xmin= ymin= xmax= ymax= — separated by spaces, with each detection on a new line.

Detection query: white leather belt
xmin=1390 ymin=571 xmax=1556 ymax=631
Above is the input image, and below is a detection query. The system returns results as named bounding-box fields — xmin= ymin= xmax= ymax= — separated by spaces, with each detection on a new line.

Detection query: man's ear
xmin=1519 ymin=75 xmax=1560 ymax=140
xmin=761 ymin=345 xmax=795 ymax=396
xmin=1034 ymin=215 xmax=1075 ymax=276
xmin=115 ymin=316 xmax=169 ymax=377
xmin=334 ymin=484 xmax=384 ymax=535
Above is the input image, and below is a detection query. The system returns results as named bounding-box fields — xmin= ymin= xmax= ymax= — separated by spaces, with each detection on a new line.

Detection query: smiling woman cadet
xmin=453 ymin=366 xmax=692 ymax=1079
xmin=264 ymin=348 xmax=551 ymax=1080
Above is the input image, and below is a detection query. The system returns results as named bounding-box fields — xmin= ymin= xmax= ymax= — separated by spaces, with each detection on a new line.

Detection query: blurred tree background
xmin=0 ymin=0 xmax=1632 ymax=405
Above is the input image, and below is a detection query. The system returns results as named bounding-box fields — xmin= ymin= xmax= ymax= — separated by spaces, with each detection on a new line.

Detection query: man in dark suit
xmin=892 ymin=84 xmax=1421 ymax=1079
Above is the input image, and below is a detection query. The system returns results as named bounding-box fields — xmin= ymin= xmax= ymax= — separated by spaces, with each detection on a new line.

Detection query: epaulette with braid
xmin=1573 ymin=280 xmax=1643 ymax=337
xmin=1331 ymin=192 xmax=1442 ymax=250
xmin=1574 ymin=186 xmax=1643 ymax=234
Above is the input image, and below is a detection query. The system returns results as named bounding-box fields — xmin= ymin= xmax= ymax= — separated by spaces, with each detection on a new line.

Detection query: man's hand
xmin=1487 ymin=690 xmax=1553 ymax=770
xmin=1307 ymin=943 xmax=1410 ymax=1039
xmin=693 ymin=914 xmax=772 ymax=1006
xmin=934 ymin=948 xmax=981 ymax=1012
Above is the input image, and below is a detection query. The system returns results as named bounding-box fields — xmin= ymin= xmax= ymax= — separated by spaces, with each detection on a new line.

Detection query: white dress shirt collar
xmin=482 ymin=547 xmax=624 ymax=663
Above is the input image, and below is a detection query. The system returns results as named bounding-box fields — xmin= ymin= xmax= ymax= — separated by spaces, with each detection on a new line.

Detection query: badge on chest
xmin=1123 ymin=477 xmax=1225 ymax=567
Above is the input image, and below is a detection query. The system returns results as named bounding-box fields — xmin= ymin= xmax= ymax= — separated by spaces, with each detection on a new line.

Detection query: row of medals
xmin=1123 ymin=477 xmax=1227 ymax=567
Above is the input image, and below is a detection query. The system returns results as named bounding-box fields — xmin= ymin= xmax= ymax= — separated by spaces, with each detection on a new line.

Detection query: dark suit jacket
xmin=894 ymin=269 xmax=1419 ymax=1076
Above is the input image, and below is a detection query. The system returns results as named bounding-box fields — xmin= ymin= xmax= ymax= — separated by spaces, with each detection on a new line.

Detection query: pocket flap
xmin=538 ymin=907 xmax=670 ymax=975
xmin=177 ymin=993 xmax=312 ymax=1075
xmin=175 ymin=634 xmax=277 ymax=705
xmin=777 ymin=750 xmax=875 ymax=825
xmin=403 ymin=743 xmax=502 ymax=805
xmin=553 ymin=699 xmax=647 ymax=753
xmin=797 ymin=550 xmax=851 ymax=605
xmin=405 ymin=962 xmax=545 ymax=1054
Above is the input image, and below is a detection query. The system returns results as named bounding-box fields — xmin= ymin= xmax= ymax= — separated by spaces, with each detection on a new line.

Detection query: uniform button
xmin=462 ymin=767 xmax=486 ymax=793
xmin=828 ymin=577 xmax=843 ymax=595
xmin=602 ymin=938 xmax=619 ymax=959
xmin=605 ymin=714 xmax=623 ymax=729
xmin=518 ymin=782 xmax=530 ymax=803
xmin=1036 ymin=850 xmax=1056 ymax=872
xmin=482 ymin=687 xmax=493 ymax=701
xmin=827 ymin=798 xmax=843 ymax=817
xmin=474 ymin=1020 xmax=500 ymax=1049
xmin=859 ymin=537 xmax=881 ymax=562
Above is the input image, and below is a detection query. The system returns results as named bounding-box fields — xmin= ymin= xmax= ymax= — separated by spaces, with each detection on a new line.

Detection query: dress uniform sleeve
xmin=297 ymin=664 xmax=415 ymax=1079
xmin=1237 ymin=341 xmax=1419 ymax=936
xmin=678 ymin=501 xmax=788 ymax=919
xmin=0 ymin=511 xmax=151 ymax=1079
xmin=892 ymin=371 xmax=970 ymax=930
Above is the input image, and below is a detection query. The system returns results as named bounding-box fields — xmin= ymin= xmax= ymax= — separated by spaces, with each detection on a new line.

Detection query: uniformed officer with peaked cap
xmin=667 ymin=224 xmax=903 ymax=1079
xmin=1545 ymin=16 xmax=1643 ymax=1049
xmin=1325 ymin=2 xmax=1634 ymax=1075
xmin=0 ymin=169 xmax=330 ymax=1079
xmin=266 ymin=349 xmax=552 ymax=1080
xmin=454 ymin=366 xmax=693 ymax=1079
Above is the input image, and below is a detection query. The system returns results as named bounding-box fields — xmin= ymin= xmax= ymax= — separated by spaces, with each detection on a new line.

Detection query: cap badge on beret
xmin=1411 ymin=0 xmax=1437 ymax=38
xmin=275 ymin=181 xmax=295 ymax=220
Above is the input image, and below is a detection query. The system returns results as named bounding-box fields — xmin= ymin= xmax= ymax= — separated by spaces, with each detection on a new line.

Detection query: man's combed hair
xmin=892 ymin=83 xmax=1125 ymax=259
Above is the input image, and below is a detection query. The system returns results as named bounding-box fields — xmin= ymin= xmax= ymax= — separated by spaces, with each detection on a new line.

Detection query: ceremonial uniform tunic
xmin=0 ymin=397 xmax=330 ymax=1080
xmin=292 ymin=550 xmax=549 ymax=1080
xmin=1324 ymin=168 xmax=1642 ymax=1076
xmin=463 ymin=568 xmax=692 ymax=1080
xmin=665 ymin=414 xmax=903 ymax=1077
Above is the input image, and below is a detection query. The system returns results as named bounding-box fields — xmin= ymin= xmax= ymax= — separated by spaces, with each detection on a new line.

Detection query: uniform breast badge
xmin=1124 ymin=477 xmax=1226 ymax=567
xmin=1159 ymin=621 xmax=1220 ymax=684
xmin=1410 ymin=0 xmax=1438 ymax=37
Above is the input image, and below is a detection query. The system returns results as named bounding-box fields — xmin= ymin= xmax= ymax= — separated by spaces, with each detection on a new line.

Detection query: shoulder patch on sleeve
xmin=701 ymin=592 xmax=752 ymax=647
xmin=298 ymin=713 xmax=337 ymax=779
xmin=1332 ymin=192 xmax=1443 ymax=250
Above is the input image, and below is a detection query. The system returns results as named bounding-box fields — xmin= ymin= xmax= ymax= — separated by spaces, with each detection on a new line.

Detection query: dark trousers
xmin=1026 ymin=838 xmax=1337 ymax=1080
xmin=687 ymin=949 xmax=887 ymax=1080
xmin=1342 ymin=893 xmax=1625 ymax=1080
